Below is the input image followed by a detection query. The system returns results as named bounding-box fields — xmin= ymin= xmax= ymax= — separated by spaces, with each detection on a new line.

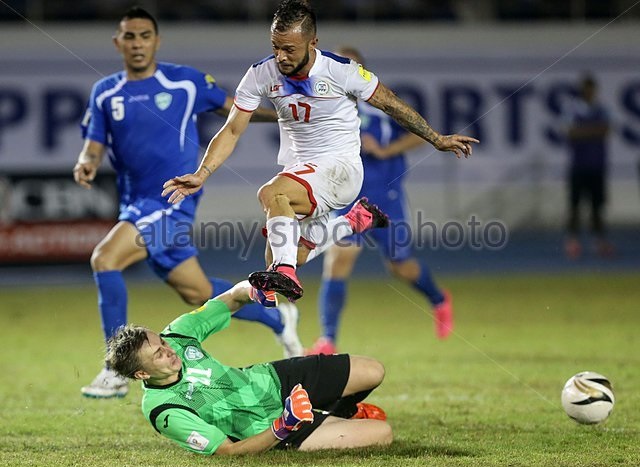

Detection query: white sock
xmin=266 ymin=216 xmax=299 ymax=267
xmin=303 ymin=215 xmax=353 ymax=263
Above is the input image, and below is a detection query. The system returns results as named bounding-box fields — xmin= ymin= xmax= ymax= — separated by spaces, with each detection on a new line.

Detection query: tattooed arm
xmin=367 ymin=83 xmax=479 ymax=158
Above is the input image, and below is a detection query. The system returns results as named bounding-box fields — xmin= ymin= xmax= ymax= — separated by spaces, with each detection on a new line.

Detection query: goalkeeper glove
xmin=271 ymin=383 xmax=314 ymax=440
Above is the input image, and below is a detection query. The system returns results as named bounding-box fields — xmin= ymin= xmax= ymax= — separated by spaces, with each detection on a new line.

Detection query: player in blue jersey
xmin=73 ymin=7 xmax=302 ymax=399
xmin=307 ymin=47 xmax=454 ymax=355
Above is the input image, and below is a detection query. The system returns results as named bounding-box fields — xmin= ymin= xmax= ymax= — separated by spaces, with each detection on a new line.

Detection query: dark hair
xmin=105 ymin=324 xmax=150 ymax=379
xmin=272 ymin=0 xmax=316 ymax=38
xmin=120 ymin=6 xmax=159 ymax=33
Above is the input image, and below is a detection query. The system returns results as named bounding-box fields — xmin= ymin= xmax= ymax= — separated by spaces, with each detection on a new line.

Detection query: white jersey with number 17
xmin=234 ymin=49 xmax=380 ymax=167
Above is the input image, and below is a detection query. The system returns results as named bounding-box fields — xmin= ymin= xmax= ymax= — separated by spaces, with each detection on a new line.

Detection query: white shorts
xmin=279 ymin=155 xmax=364 ymax=220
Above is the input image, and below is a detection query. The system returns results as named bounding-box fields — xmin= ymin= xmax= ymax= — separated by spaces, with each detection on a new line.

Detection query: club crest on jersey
xmin=314 ymin=80 xmax=329 ymax=95
xmin=154 ymin=92 xmax=172 ymax=110
xmin=184 ymin=346 xmax=204 ymax=361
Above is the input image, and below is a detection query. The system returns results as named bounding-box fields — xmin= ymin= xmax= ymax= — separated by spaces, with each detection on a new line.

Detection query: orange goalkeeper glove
xmin=271 ymin=383 xmax=314 ymax=440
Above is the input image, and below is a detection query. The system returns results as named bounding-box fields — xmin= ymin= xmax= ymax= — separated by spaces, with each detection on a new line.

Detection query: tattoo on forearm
xmin=202 ymin=165 xmax=213 ymax=176
xmin=388 ymin=98 xmax=441 ymax=146
xmin=373 ymin=86 xmax=442 ymax=147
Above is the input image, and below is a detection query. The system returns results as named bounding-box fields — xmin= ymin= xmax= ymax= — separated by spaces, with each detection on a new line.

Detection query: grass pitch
xmin=1 ymin=273 xmax=639 ymax=466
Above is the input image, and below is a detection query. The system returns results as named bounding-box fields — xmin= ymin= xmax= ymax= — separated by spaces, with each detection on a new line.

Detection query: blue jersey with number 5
xmin=82 ymin=62 xmax=227 ymax=204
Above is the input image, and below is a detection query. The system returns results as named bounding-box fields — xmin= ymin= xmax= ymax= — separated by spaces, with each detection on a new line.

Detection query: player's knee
xmin=387 ymin=260 xmax=415 ymax=281
xmin=361 ymin=421 xmax=393 ymax=447
xmin=257 ymin=185 xmax=290 ymax=210
xmin=389 ymin=265 xmax=410 ymax=281
xmin=90 ymin=246 xmax=116 ymax=272
xmin=369 ymin=359 xmax=386 ymax=386
xmin=323 ymin=247 xmax=356 ymax=278
xmin=375 ymin=422 xmax=393 ymax=446
xmin=358 ymin=357 xmax=385 ymax=388
xmin=176 ymin=287 xmax=209 ymax=306
xmin=257 ymin=184 xmax=278 ymax=207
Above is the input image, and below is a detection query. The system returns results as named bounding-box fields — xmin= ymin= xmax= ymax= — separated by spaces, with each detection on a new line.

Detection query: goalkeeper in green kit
xmin=106 ymin=280 xmax=392 ymax=454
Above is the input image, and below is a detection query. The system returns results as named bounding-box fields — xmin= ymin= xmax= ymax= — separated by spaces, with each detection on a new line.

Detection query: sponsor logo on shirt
xmin=270 ymin=83 xmax=282 ymax=93
xmin=128 ymin=94 xmax=150 ymax=103
xmin=154 ymin=92 xmax=172 ymax=110
xmin=314 ymin=80 xmax=329 ymax=95
xmin=358 ymin=65 xmax=372 ymax=82
xmin=186 ymin=431 xmax=210 ymax=451
xmin=184 ymin=346 xmax=204 ymax=361
xmin=205 ymin=74 xmax=217 ymax=88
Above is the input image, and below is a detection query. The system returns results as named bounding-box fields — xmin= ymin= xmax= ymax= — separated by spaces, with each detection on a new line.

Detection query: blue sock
xmin=412 ymin=262 xmax=445 ymax=306
xmin=209 ymin=277 xmax=283 ymax=334
xmin=94 ymin=270 xmax=127 ymax=342
xmin=318 ymin=279 xmax=346 ymax=342
xmin=209 ymin=277 xmax=234 ymax=296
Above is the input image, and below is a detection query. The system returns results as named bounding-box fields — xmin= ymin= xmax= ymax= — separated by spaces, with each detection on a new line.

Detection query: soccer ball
xmin=561 ymin=371 xmax=614 ymax=424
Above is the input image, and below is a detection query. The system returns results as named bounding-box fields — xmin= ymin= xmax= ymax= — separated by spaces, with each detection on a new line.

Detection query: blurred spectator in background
xmin=563 ymin=73 xmax=614 ymax=260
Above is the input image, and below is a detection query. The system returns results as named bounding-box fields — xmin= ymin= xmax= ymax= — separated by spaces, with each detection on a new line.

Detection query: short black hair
xmin=120 ymin=6 xmax=158 ymax=34
xmin=105 ymin=324 xmax=150 ymax=379
xmin=272 ymin=0 xmax=316 ymax=38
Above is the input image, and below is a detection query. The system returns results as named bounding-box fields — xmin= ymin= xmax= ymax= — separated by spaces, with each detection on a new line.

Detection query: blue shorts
xmin=119 ymin=197 xmax=199 ymax=280
xmin=337 ymin=185 xmax=412 ymax=262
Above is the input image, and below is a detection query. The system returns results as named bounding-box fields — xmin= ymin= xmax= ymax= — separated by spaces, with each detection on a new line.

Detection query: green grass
xmin=1 ymin=273 xmax=639 ymax=466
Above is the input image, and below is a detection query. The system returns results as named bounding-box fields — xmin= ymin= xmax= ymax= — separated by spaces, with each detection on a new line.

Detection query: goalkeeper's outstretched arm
xmin=212 ymin=280 xmax=256 ymax=314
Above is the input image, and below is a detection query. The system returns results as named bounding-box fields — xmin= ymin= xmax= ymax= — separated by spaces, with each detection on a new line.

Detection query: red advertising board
xmin=0 ymin=172 xmax=118 ymax=263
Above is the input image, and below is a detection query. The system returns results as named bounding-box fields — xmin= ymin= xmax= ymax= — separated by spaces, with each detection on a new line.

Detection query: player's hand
xmin=73 ymin=162 xmax=98 ymax=189
xmin=361 ymin=133 xmax=388 ymax=159
xmin=433 ymin=134 xmax=479 ymax=158
xmin=271 ymin=383 xmax=314 ymax=440
xmin=162 ymin=173 xmax=205 ymax=204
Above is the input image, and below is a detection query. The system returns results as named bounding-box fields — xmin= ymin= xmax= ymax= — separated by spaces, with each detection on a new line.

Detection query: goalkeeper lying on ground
xmin=105 ymin=280 xmax=392 ymax=454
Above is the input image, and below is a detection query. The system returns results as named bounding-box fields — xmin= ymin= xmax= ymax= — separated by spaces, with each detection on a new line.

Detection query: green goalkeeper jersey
xmin=140 ymin=299 xmax=283 ymax=455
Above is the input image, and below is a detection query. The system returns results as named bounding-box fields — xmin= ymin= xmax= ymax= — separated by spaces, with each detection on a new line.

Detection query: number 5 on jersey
xmin=111 ymin=96 xmax=125 ymax=121
xmin=289 ymin=102 xmax=311 ymax=123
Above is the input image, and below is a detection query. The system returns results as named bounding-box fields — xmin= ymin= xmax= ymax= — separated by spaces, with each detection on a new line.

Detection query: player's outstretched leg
xmin=248 ymin=264 xmax=304 ymax=302
xmin=247 ymin=286 xmax=303 ymax=357
xmin=274 ymin=301 xmax=304 ymax=358
xmin=344 ymin=197 xmax=389 ymax=234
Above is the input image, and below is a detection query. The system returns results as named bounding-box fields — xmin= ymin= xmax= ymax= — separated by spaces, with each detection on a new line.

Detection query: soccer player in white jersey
xmin=74 ymin=7 xmax=302 ymax=399
xmin=163 ymin=0 xmax=479 ymax=303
